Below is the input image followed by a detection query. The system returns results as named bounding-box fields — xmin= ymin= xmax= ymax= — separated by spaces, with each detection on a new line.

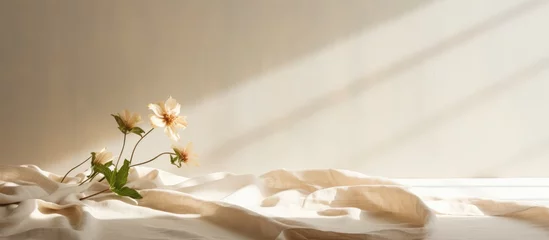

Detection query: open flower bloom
xmin=92 ymin=148 xmax=113 ymax=165
xmin=120 ymin=109 xmax=142 ymax=129
xmin=172 ymin=142 xmax=199 ymax=167
xmin=148 ymin=96 xmax=188 ymax=141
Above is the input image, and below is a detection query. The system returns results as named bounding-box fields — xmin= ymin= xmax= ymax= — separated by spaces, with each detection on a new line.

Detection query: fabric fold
xmin=1 ymin=165 xmax=548 ymax=239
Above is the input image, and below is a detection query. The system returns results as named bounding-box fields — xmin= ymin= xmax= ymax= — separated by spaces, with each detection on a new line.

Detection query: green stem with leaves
xmin=98 ymin=128 xmax=154 ymax=183
xmin=61 ymin=156 xmax=91 ymax=183
xmin=97 ymin=151 xmax=175 ymax=183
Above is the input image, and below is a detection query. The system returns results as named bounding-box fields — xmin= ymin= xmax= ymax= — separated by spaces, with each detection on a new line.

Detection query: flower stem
xmin=60 ymin=156 xmax=91 ymax=183
xmin=115 ymin=133 xmax=128 ymax=169
xmin=97 ymin=129 xmax=156 ymax=184
xmin=78 ymin=175 xmax=92 ymax=186
xmin=130 ymin=152 xmax=175 ymax=167
xmin=129 ymin=128 xmax=154 ymax=164
xmin=80 ymin=188 xmax=110 ymax=200
xmin=78 ymin=172 xmax=98 ymax=186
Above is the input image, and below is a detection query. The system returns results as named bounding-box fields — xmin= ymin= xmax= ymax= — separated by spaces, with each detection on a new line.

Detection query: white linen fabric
xmin=1 ymin=164 xmax=548 ymax=240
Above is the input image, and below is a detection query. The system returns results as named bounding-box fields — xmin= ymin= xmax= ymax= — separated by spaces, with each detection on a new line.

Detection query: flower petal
xmin=186 ymin=158 xmax=199 ymax=167
xmin=95 ymin=151 xmax=113 ymax=164
xmin=122 ymin=110 xmax=131 ymax=121
xmin=149 ymin=115 xmax=166 ymax=128
xmin=172 ymin=103 xmax=181 ymax=116
xmin=165 ymin=97 xmax=180 ymax=115
xmin=174 ymin=116 xmax=188 ymax=128
xmin=165 ymin=125 xmax=180 ymax=141
xmin=130 ymin=113 xmax=142 ymax=125
xmin=104 ymin=152 xmax=113 ymax=161
xmin=185 ymin=142 xmax=194 ymax=152
xmin=148 ymin=103 xmax=164 ymax=116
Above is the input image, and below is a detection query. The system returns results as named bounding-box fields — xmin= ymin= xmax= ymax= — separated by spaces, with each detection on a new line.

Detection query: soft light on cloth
xmin=0 ymin=165 xmax=548 ymax=239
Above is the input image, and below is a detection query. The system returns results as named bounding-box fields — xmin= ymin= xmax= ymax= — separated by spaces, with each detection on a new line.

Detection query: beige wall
xmin=1 ymin=0 xmax=549 ymax=178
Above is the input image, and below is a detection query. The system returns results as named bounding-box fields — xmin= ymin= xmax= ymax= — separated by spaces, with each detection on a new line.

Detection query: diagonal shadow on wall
xmin=0 ymin=0 xmax=434 ymax=170
xmin=475 ymin=132 xmax=549 ymax=177
xmin=204 ymin=0 xmax=548 ymax=163
xmin=0 ymin=0 xmax=433 ymax=170
xmin=353 ymin=58 xmax=549 ymax=168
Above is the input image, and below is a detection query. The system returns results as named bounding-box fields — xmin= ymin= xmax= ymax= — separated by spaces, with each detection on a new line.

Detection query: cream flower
xmin=148 ymin=96 xmax=188 ymax=141
xmin=92 ymin=148 xmax=113 ymax=165
xmin=119 ymin=109 xmax=141 ymax=129
xmin=112 ymin=110 xmax=143 ymax=135
xmin=172 ymin=142 xmax=199 ymax=167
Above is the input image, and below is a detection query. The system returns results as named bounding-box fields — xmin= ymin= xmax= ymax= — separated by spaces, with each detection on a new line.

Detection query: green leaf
xmin=111 ymin=169 xmax=117 ymax=187
xmin=111 ymin=114 xmax=125 ymax=127
xmin=170 ymin=155 xmax=181 ymax=168
xmin=118 ymin=126 xmax=127 ymax=133
xmin=114 ymin=159 xmax=130 ymax=189
xmin=111 ymin=114 xmax=128 ymax=134
xmin=90 ymin=152 xmax=97 ymax=166
xmin=130 ymin=127 xmax=145 ymax=137
xmin=113 ymin=187 xmax=142 ymax=199
xmin=104 ymin=161 xmax=113 ymax=168
xmin=93 ymin=163 xmax=113 ymax=185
